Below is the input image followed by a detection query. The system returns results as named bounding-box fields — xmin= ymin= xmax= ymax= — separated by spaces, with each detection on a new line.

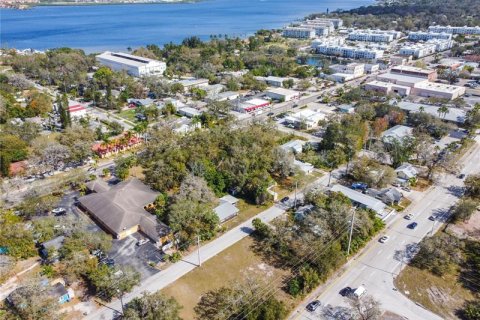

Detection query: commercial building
xmin=314 ymin=44 xmax=384 ymax=60
xmin=96 ymin=51 xmax=166 ymax=77
xmin=328 ymin=63 xmax=365 ymax=83
xmin=235 ymin=98 xmax=270 ymax=113
xmin=364 ymin=64 xmax=380 ymax=73
xmin=376 ymin=72 xmax=428 ymax=87
xmin=348 ymin=30 xmax=394 ymax=43
xmin=284 ymin=109 xmax=327 ymax=128
xmin=407 ymin=31 xmax=452 ymax=41
xmin=395 ymin=101 xmax=466 ymax=123
xmin=364 ymin=80 xmax=411 ymax=96
xmin=78 ymin=178 xmax=171 ymax=246
xmin=212 ymin=91 xmax=239 ymax=101
xmin=428 ymin=25 xmax=480 ymax=35
xmin=412 ymin=81 xmax=466 ymax=100
xmin=390 ymin=65 xmax=438 ymax=80
xmin=311 ymin=37 xmax=345 ymax=48
xmin=265 ymin=88 xmax=300 ymax=102
xmin=282 ymin=27 xmax=316 ymax=39
xmin=255 ymin=76 xmax=294 ymax=88
xmin=176 ymin=78 xmax=209 ymax=89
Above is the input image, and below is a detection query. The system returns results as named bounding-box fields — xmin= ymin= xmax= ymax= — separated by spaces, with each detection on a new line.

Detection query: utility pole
xmin=327 ymin=168 xmax=333 ymax=187
xmin=347 ymin=209 xmax=356 ymax=256
xmin=294 ymin=181 xmax=298 ymax=209
xmin=197 ymin=234 xmax=202 ymax=267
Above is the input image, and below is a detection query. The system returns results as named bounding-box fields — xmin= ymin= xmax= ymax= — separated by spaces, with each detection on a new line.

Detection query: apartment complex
xmin=312 ymin=40 xmax=384 ymax=60
xmin=399 ymin=39 xmax=454 ymax=58
xmin=282 ymin=27 xmax=316 ymax=39
xmin=328 ymin=63 xmax=365 ymax=82
xmin=407 ymin=31 xmax=452 ymax=41
xmin=348 ymin=30 xmax=394 ymax=43
xmin=96 ymin=51 xmax=166 ymax=77
xmin=428 ymin=25 xmax=480 ymax=35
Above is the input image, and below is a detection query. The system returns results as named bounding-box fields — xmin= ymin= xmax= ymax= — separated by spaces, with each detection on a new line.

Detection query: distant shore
xmin=1 ymin=0 xmax=198 ymax=9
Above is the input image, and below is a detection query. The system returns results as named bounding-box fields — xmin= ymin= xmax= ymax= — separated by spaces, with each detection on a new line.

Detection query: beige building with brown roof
xmin=79 ymin=178 xmax=170 ymax=245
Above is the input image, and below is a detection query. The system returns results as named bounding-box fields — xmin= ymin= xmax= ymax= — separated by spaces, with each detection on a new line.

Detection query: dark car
xmin=281 ymin=197 xmax=290 ymax=203
xmin=267 ymin=112 xmax=274 ymax=116
xmin=306 ymin=300 xmax=321 ymax=312
xmin=407 ymin=222 xmax=418 ymax=229
xmin=458 ymin=173 xmax=466 ymax=179
xmin=100 ymin=258 xmax=115 ymax=267
xmin=428 ymin=215 xmax=435 ymax=221
xmin=339 ymin=287 xmax=353 ymax=297
xmin=351 ymin=182 xmax=368 ymax=191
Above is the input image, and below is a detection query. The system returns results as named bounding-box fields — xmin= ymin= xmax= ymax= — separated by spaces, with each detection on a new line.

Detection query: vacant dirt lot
xmin=447 ymin=210 xmax=480 ymax=241
xmin=395 ymin=265 xmax=475 ymax=319
xmin=161 ymin=236 xmax=296 ymax=319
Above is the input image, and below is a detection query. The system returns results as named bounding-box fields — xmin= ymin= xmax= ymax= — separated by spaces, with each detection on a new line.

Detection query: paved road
xmin=289 ymin=136 xmax=480 ymax=320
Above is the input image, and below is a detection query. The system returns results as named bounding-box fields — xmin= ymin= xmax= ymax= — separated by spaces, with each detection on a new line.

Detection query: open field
xmin=395 ymin=265 xmax=475 ymax=319
xmin=161 ymin=236 xmax=297 ymax=319
xmin=116 ymin=109 xmax=138 ymax=124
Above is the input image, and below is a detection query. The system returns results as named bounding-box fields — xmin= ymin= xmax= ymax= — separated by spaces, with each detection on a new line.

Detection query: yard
xmin=395 ymin=265 xmax=475 ymax=319
xmin=161 ymin=236 xmax=297 ymax=319
xmin=116 ymin=109 xmax=138 ymax=123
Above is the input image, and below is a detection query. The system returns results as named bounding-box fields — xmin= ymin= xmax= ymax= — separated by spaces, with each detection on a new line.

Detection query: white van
xmin=353 ymin=286 xmax=366 ymax=298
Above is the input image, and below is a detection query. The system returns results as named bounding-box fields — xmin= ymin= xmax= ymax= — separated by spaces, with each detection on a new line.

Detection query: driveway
xmin=108 ymin=234 xmax=163 ymax=280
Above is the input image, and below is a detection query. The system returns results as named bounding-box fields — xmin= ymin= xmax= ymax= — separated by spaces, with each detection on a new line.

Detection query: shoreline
xmin=0 ymin=0 xmax=199 ymax=9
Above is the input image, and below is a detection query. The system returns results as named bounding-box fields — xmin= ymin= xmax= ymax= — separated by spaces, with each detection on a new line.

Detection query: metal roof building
xmin=330 ymin=184 xmax=387 ymax=214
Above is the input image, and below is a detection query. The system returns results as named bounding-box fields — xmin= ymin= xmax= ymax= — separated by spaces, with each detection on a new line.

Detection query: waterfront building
xmin=282 ymin=27 xmax=316 ymax=39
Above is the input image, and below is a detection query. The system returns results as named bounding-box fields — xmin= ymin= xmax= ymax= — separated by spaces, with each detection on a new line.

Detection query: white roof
xmin=381 ymin=125 xmax=413 ymax=141
xmin=178 ymin=106 xmax=201 ymax=117
xmin=214 ymin=202 xmax=239 ymax=223
xmin=396 ymin=101 xmax=466 ymax=123
xmin=377 ymin=73 xmax=428 ymax=85
xmin=331 ymin=184 xmax=386 ymax=213
xmin=281 ymin=140 xmax=306 ymax=151
xmin=413 ymin=81 xmax=465 ymax=93
xmin=245 ymin=98 xmax=270 ymax=106
xmin=220 ymin=194 xmax=239 ymax=205
xmin=267 ymin=87 xmax=299 ymax=97
xmin=96 ymin=51 xmax=163 ymax=67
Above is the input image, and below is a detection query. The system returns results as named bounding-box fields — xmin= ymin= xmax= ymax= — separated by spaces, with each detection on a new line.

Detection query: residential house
xmin=280 ymin=140 xmax=306 ymax=154
xmin=381 ymin=125 xmax=413 ymax=143
xmin=294 ymin=159 xmax=314 ymax=174
xmin=367 ymin=188 xmax=403 ymax=205
xmin=78 ymin=178 xmax=171 ymax=246
xmin=214 ymin=195 xmax=240 ymax=223
xmin=395 ymin=163 xmax=418 ymax=183
xmin=39 ymin=236 xmax=65 ymax=262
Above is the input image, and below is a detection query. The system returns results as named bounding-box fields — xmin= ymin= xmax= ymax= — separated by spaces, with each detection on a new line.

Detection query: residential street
xmin=289 ymin=136 xmax=480 ymax=320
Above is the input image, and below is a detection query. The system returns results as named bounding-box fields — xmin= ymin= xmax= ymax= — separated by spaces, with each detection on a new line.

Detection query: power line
xmin=227 ymin=223 xmax=352 ymax=320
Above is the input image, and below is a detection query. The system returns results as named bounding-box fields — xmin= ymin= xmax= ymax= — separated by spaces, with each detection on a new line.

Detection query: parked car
xmin=100 ymin=257 xmax=115 ymax=267
xmin=404 ymin=213 xmax=413 ymax=220
xmin=407 ymin=222 xmax=418 ymax=229
xmin=353 ymin=286 xmax=366 ymax=298
xmin=281 ymin=197 xmax=290 ymax=203
xmin=401 ymin=186 xmax=411 ymax=192
xmin=267 ymin=112 xmax=274 ymax=116
xmin=51 ymin=207 xmax=67 ymax=216
xmin=351 ymin=182 xmax=368 ymax=191
xmin=339 ymin=287 xmax=353 ymax=297
xmin=136 ymin=239 xmax=149 ymax=246
xmin=379 ymin=235 xmax=390 ymax=243
xmin=428 ymin=215 xmax=435 ymax=221
xmin=458 ymin=173 xmax=466 ymax=179
xmin=306 ymin=300 xmax=321 ymax=312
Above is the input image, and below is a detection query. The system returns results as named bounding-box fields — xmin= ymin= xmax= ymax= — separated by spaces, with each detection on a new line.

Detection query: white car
xmin=404 ymin=213 xmax=413 ymax=220
xmin=136 ymin=239 xmax=149 ymax=246
xmin=51 ymin=207 xmax=67 ymax=215
xmin=379 ymin=236 xmax=390 ymax=243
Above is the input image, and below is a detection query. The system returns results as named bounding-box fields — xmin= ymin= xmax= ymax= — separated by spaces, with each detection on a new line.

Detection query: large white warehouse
xmin=96 ymin=51 xmax=167 ymax=77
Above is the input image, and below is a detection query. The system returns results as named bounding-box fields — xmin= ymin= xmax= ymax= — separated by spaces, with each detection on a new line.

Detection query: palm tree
xmin=438 ymin=105 xmax=449 ymax=119
xmin=419 ymin=106 xmax=425 ymax=113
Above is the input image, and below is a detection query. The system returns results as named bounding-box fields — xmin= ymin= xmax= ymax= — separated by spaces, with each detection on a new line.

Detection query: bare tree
xmin=348 ymin=295 xmax=382 ymax=320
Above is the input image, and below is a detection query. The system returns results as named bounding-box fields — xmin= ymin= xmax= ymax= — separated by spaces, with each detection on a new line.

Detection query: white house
xmin=395 ymin=163 xmax=418 ymax=181
xmin=284 ymin=109 xmax=327 ymax=128
xmin=280 ymin=140 xmax=306 ymax=154
xmin=214 ymin=195 xmax=240 ymax=223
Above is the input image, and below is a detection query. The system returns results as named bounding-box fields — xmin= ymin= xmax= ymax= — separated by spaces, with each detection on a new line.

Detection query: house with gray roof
xmin=395 ymin=163 xmax=418 ymax=182
xmin=214 ymin=195 xmax=240 ymax=223
xmin=280 ymin=140 xmax=306 ymax=154
xmin=367 ymin=188 xmax=403 ymax=205
xmin=330 ymin=184 xmax=394 ymax=220
xmin=78 ymin=178 xmax=170 ymax=246
xmin=381 ymin=125 xmax=413 ymax=143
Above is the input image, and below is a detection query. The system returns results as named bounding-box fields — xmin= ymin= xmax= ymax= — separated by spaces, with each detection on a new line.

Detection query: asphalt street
xmin=289 ymin=136 xmax=480 ymax=320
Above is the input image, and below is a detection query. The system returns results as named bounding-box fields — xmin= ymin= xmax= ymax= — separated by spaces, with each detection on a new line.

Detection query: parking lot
xmin=108 ymin=233 xmax=164 ymax=280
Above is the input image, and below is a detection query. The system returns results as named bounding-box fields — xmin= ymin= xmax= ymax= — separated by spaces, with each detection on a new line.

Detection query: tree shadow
xmin=393 ymin=242 xmax=420 ymax=263
xmin=446 ymin=185 xmax=465 ymax=198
